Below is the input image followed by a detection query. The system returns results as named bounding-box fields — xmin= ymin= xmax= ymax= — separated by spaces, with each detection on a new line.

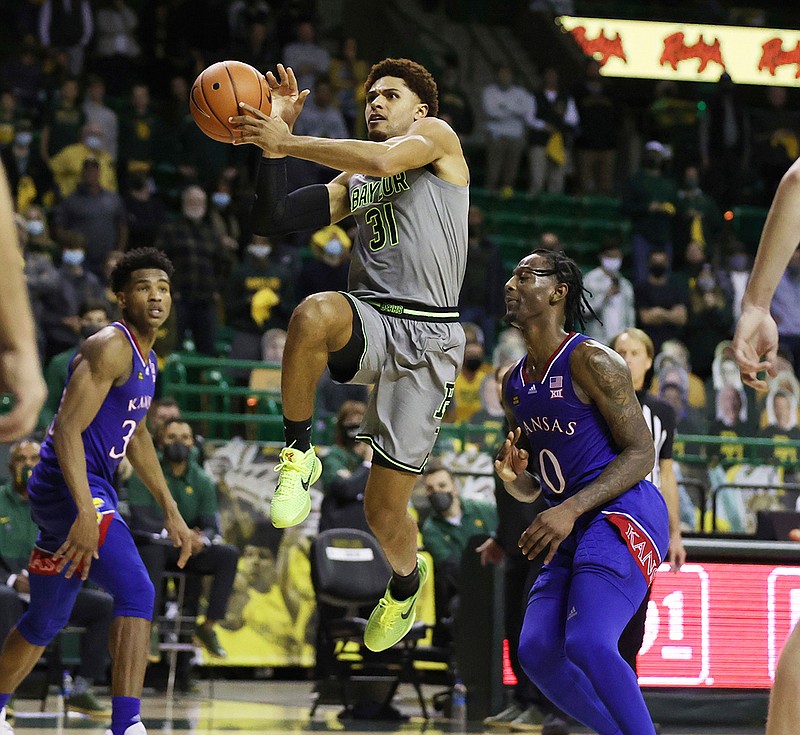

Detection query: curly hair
xmin=110 ymin=247 xmax=174 ymax=292
xmin=528 ymin=248 xmax=598 ymax=332
xmin=364 ymin=58 xmax=438 ymax=118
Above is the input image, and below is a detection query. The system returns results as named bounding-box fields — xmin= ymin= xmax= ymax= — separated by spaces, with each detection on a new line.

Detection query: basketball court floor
xmin=6 ymin=681 xmax=766 ymax=735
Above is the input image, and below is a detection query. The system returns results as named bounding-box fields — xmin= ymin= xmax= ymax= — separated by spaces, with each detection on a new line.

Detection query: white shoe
xmin=103 ymin=722 xmax=146 ymax=735
xmin=0 ymin=708 xmax=13 ymax=735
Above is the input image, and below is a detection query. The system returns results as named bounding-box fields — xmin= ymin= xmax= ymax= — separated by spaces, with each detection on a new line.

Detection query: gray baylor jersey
xmin=347 ymin=168 xmax=468 ymax=308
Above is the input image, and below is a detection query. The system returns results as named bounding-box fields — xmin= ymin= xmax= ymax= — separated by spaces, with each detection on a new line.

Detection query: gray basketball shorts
xmin=337 ymin=293 xmax=466 ymax=473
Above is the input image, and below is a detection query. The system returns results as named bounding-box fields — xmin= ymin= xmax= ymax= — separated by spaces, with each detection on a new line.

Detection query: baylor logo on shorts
xmin=433 ymin=381 xmax=455 ymax=420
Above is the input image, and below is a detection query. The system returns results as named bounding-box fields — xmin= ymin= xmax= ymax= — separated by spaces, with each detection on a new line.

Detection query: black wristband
xmin=251 ymin=157 xmax=332 ymax=236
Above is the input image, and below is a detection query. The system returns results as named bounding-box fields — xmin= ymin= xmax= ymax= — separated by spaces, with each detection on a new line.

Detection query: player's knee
xmin=17 ymin=607 xmax=70 ymax=647
xmin=564 ymin=627 xmax=612 ymax=670
xmin=112 ymin=570 xmax=155 ymax=621
xmin=290 ymin=293 xmax=349 ymax=343
xmin=519 ymin=624 xmax=559 ymax=679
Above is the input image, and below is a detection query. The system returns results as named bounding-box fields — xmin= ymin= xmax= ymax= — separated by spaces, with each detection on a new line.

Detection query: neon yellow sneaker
xmin=270 ymin=445 xmax=322 ymax=528
xmin=363 ymin=554 xmax=429 ymax=652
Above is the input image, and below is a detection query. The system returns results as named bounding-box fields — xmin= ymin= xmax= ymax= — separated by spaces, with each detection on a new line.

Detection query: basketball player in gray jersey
xmin=232 ymin=59 xmax=469 ymax=651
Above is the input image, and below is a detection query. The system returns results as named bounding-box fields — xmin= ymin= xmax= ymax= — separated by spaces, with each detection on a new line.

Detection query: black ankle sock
xmin=283 ymin=416 xmax=312 ymax=452
xmin=389 ymin=564 xmax=419 ymax=601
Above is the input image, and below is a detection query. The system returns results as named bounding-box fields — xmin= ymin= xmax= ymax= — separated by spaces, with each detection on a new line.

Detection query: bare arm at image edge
xmin=0 ymin=162 xmax=46 ymax=440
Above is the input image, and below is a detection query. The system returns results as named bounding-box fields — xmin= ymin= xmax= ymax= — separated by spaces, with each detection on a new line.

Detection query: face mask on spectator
xmin=324 ymin=238 xmax=343 ymax=257
xmin=163 ymin=441 xmax=190 ymax=463
xmin=26 ymin=219 xmax=45 ymax=237
xmin=211 ymin=192 xmax=231 ymax=208
xmin=15 ymin=132 xmax=33 ymax=147
xmin=184 ymin=206 xmax=206 ymax=221
xmin=601 ymin=256 xmax=622 ymax=273
xmin=248 ymin=244 xmax=271 ymax=259
xmin=62 ymin=249 xmax=85 ymax=266
xmin=342 ymin=423 xmax=360 ymax=442
xmin=429 ymin=491 xmax=454 ymax=514
xmin=729 ymin=254 xmax=748 ymax=271
xmin=464 ymin=356 xmax=483 ymax=372
xmin=85 ymin=135 xmax=102 ymax=150
xmin=697 ymin=276 xmax=715 ymax=292
xmin=649 ymin=263 xmax=667 ymax=278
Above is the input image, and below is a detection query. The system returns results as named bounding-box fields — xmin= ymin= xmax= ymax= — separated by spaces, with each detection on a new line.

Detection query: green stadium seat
xmin=535 ymin=192 xmax=576 ymax=217
xmin=730 ymin=206 xmax=768 ymax=247
xmin=485 ymin=211 xmax=537 ymax=240
xmin=580 ymin=195 xmax=622 ymax=220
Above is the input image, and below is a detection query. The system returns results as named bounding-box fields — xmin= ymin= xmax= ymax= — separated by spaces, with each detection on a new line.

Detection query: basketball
xmin=789 ymin=528 xmax=800 ymax=542
xmin=189 ymin=60 xmax=272 ymax=143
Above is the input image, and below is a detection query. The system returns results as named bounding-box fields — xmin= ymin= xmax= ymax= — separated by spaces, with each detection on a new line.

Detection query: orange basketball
xmin=189 ymin=60 xmax=272 ymax=144
xmin=789 ymin=528 xmax=800 ymax=542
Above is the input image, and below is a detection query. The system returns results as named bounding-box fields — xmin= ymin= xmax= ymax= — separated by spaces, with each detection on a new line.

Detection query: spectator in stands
xmin=437 ymin=57 xmax=474 ymax=139
xmin=98 ymin=248 xmax=123 ymax=321
xmin=763 ymin=389 xmax=800 ymax=473
xmin=207 ymin=171 xmax=242 ymax=269
xmin=526 ymin=66 xmax=579 ymax=195
xmin=55 ymin=156 xmax=127 ymax=277
xmin=699 ymin=71 xmax=748 ymax=209
xmin=92 ymin=0 xmax=141 ymax=96
xmin=1 ymin=37 xmax=46 ymax=116
xmin=770 ymin=246 xmax=800 ymax=372
xmin=35 ymin=233 xmax=99 ymax=360
xmin=646 ymin=80 xmax=699 ymax=179
xmin=297 ymin=225 xmax=351 ymax=301
xmin=707 ymin=342 xmax=756 ymax=438
xmin=538 ymin=230 xmax=563 ymax=252
xmin=50 ymin=121 xmax=117 ymax=196
xmin=227 ymin=0 xmax=272 ymax=46
xmin=1 ymin=121 xmax=53 ymax=211
xmin=459 ymin=205 xmax=504 ymax=352
xmin=81 ymin=74 xmax=118 ymax=160
xmin=709 ymin=383 xmax=751 ymax=441
xmin=293 ymin=79 xmax=349 ymax=186
xmin=421 ymin=460 xmax=497 ymax=644
xmin=492 ymin=327 xmax=525 ymax=370
xmin=118 ymin=82 xmax=165 ymax=191
xmin=573 ymin=56 xmax=620 ymax=195
xmin=467 ymin=367 xmax=506 ymax=430
xmin=650 ymin=339 xmax=707 ymax=410
xmin=623 ymin=140 xmax=677 ymax=284
xmin=21 ymin=205 xmax=58 ymax=259
xmin=328 ymin=35 xmax=369 ymax=138
xmin=750 ymin=86 xmax=799 ymax=206
xmin=717 ymin=241 xmax=751 ymax=322
xmin=450 ymin=337 xmax=492 ymax=423
xmin=39 ymin=299 xmax=110 ymax=429
xmin=281 ymin=20 xmax=330 ymax=98
xmin=684 ymin=261 xmax=733 ymax=380
xmin=38 ymin=74 xmax=84 ymax=164
xmin=228 ymin=10 xmax=277 ymax=76
xmin=146 ymin=397 xmax=182 ymax=437
xmin=675 ymin=165 xmax=722 ymax=257
xmin=319 ymin=400 xmax=372 ymax=534
xmin=226 ymin=234 xmax=295 ymax=360
xmin=583 ymin=240 xmax=635 ymax=346
xmin=0 ymin=440 xmax=112 ymax=716
xmin=482 ymin=64 xmax=532 ymax=195
xmin=128 ymin=419 xmax=240 ymax=675
xmin=679 ymin=239 xmax=708 ymax=283
xmin=156 ymin=185 xmax=230 ymax=355
xmin=635 ymin=247 xmax=688 ymax=354
xmin=123 ymin=172 xmax=166 ymax=250
xmin=38 ymin=0 xmax=93 ymax=75
xmin=0 ymin=90 xmax=19 ymax=147
xmin=658 ymin=370 xmax=708 ymax=436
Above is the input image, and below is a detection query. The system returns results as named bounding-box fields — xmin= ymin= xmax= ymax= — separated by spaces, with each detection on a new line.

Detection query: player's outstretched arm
xmin=734 ymin=157 xmax=800 ymax=389
xmin=233 ymin=109 xmax=457 ymax=180
xmin=569 ymin=342 xmax=655 ymax=515
xmin=126 ymin=421 xmax=193 ymax=568
xmin=50 ymin=330 xmax=131 ymax=579
xmin=0 ymin=162 xmax=46 ymax=441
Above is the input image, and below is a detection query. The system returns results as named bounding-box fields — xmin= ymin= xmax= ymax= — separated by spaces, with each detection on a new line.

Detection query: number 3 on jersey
xmin=109 ymin=419 xmax=137 ymax=459
xmin=365 ymin=202 xmax=399 ymax=251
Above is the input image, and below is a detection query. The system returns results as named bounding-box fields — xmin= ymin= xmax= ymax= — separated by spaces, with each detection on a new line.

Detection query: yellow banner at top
xmin=558 ymin=16 xmax=800 ymax=86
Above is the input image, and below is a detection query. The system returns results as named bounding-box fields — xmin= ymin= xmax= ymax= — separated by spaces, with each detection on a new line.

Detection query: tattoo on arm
xmin=568 ymin=345 xmax=655 ymax=516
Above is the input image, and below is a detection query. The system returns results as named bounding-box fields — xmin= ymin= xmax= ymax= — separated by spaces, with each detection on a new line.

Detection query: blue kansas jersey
xmin=505 ymin=332 xmax=667 ymax=566
xmin=39 ymin=321 xmax=157 ymax=485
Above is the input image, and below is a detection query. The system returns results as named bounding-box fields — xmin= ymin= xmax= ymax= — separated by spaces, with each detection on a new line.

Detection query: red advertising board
xmin=503 ymin=562 xmax=800 ymax=688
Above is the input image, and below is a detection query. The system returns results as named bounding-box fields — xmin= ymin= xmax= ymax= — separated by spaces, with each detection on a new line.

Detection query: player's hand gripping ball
xmin=190 ymin=60 xmax=272 ymax=143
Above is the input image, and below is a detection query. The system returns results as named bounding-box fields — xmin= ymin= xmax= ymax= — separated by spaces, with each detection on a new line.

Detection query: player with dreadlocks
xmin=494 ymin=249 xmax=668 ymax=735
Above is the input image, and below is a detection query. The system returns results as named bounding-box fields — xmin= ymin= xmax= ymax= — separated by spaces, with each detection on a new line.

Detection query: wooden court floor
xmin=7 ymin=680 xmax=765 ymax=735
